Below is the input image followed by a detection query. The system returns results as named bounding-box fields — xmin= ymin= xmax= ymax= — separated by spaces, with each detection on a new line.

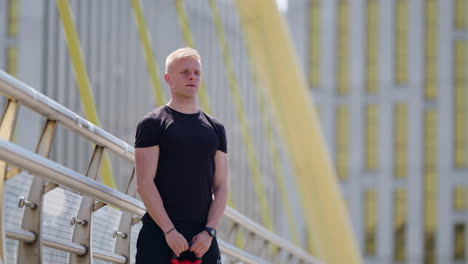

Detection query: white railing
xmin=0 ymin=70 xmax=322 ymax=264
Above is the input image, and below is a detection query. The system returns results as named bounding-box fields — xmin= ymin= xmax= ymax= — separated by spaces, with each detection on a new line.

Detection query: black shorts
xmin=135 ymin=219 xmax=221 ymax=264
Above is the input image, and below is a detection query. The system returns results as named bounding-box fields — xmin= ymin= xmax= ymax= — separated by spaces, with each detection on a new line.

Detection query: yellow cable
xmin=129 ymin=0 xmax=166 ymax=106
xmin=174 ymin=0 xmax=211 ymax=113
xmin=55 ymin=0 xmax=116 ymax=189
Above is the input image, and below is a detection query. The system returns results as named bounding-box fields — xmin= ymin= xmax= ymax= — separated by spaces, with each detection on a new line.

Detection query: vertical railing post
xmin=226 ymin=222 xmax=239 ymax=244
xmin=69 ymin=146 xmax=104 ymax=263
xmin=114 ymin=169 xmax=137 ymax=263
xmin=17 ymin=119 xmax=56 ymax=263
xmin=0 ymin=99 xmax=19 ymax=263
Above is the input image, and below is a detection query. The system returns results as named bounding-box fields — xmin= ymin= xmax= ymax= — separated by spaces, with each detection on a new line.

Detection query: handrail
xmin=0 ymin=139 xmax=145 ymax=216
xmin=5 ymin=225 xmax=266 ymax=264
xmin=0 ymin=140 xmax=271 ymax=264
xmin=225 ymin=207 xmax=319 ymax=262
xmin=0 ymin=70 xmax=134 ymax=162
xmin=218 ymin=240 xmax=270 ymax=264
xmin=0 ymin=70 xmax=320 ymax=263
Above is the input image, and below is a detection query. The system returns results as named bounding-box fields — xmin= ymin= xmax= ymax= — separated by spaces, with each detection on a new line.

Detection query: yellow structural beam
xmin=129 ymin=0 xmax=166 ymax=106
xmin=208 ymin=0 xmax=273 ymax=231
xmin=174 ymin=0 xmax=211 ymax=113
xmin=235 ymin=0 xmax=362 ymax=263
xmin=209 ymin=0 xmax=301 ymax=243
xmin=236 ymin=5 xmax=320 ymax=254
xmin=55 ymin=0 xmax=116 ymax=189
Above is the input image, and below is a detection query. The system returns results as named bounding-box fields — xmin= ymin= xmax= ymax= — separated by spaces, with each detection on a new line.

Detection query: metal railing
xmin=0 ymin=70 xmax=321 ymax=263
xmin=0 ymin=139 xmax=267 ymax=264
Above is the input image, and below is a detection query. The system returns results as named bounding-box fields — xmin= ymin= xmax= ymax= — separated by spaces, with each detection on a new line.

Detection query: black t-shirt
xmin=135 ymin=105 xmax=227 ymax=224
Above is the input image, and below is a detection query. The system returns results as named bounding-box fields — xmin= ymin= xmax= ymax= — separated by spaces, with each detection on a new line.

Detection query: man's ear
xmin=164 ymin=73 xmax=171 ymax=85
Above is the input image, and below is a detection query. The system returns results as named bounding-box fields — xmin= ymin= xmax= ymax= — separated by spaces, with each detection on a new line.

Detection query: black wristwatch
xmin=204 ymin=227 xmax=216 ymax=238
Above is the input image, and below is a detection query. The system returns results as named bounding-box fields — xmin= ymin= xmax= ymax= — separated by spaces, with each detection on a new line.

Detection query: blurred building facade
xmin=286 ymin=0 xmax=468 ymax=263
xmin=0 ymin=0 xmax=466 ymax=263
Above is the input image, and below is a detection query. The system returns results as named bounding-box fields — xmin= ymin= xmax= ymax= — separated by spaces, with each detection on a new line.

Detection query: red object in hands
xmin=171 ymin=254 xmax=202 ymax=264
xmin=170 ymin=259 xmax=202 ymax=264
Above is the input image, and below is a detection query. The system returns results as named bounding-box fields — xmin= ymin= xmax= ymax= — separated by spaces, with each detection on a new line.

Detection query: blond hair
xmin=165 ymin=47 xmax=201 ymax=73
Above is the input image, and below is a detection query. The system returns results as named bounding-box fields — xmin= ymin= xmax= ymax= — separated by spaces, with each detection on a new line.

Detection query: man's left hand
xmin=190 ymin=231 xmax=213 ymax=258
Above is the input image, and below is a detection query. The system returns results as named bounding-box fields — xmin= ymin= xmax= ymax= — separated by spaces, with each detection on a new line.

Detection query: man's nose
xmin=188 ymin=72 xmax=196 ymax=80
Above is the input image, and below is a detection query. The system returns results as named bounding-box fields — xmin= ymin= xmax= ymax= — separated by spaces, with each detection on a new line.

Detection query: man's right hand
xmin=165 ymin=230 xmax=189 ymax=257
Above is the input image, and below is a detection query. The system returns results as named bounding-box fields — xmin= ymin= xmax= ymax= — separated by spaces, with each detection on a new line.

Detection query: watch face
xmin=206 ymin=228 xmax=216 ymax=237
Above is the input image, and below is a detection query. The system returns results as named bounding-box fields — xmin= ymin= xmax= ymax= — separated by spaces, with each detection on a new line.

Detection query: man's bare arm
xmin=135 ymin=146 xmax=172 ymax=231
xmin=206 ymin=150 xmax=229 ymax=229
xmin=135 ymin=146 xmax=188 ymax=256
xmin=190 ymin=150 xmax=229 ymax=258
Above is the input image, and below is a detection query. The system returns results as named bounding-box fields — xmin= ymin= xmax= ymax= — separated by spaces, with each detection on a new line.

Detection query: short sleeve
xmin=217 ymin=123 xmax=228 ymax=153
xmin=134 ymin=116 xmax=161 ymax=148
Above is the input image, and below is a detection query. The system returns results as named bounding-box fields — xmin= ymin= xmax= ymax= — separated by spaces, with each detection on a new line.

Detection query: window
xmin=366 ymin=0 xmax=379 ymax=94
xmin=394 ymin=103 xmax=408 ymax=178
xmin=453 ymin=186 xmax=467 ymax=211
xmin=454 ymin=41 xmax=467 ymax=168
xmin=366 ymin=104 xmax=378 ymax=170
xmin=337 ymin=0 xmax=350 ymax=95
xmin=454 ymin=223 xmax=466 ymax=261
xmin=424 ymin=110 xmax=437 ymax=264
xmin=336 ymin=105 xmax=349 ymax=180
xmin=308 ymin=0 xmax=321 ymax=88
xmin=395 ymin=0 xmax=408 ymax=84
xmin=424 ymin=0 xmax=438 ymax=100
xmin=454 ymin=0 xmax=468 ymax=30
xmin=394 ymin=188 xmax=407 ymax=261
xmin=365 ymin=189 xmax=377 ymax=256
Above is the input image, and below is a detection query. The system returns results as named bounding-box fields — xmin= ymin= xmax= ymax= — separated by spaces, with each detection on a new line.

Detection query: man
xmin=134 ymin=47 xmax=228 ymax=263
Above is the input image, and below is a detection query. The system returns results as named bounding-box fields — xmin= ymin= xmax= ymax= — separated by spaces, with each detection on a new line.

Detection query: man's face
xmin=165 ymin=57 xmax=201 ymax=99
